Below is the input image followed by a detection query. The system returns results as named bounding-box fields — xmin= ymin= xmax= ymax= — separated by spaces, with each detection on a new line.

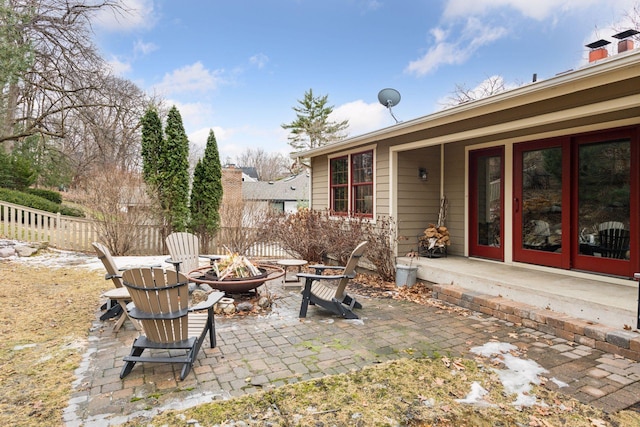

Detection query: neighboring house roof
xmin=243 ymin=173 xmax=309 ymax=202
xmin=241 ymin=167 xmax=259 ymax=180
xmin=242 ymin=172 xmax=258 ymax=182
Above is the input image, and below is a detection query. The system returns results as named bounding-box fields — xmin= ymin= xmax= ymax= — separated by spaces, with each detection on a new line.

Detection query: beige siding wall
xmin=310 ymin=156 xmax=329 ymax=209
xmin=443 ymin=142 xmax=467 ymax=256
xmin=375 ymin=143 xmax=390 ymax=216
xmin=396 ymin=146 xmax=442 ymax=255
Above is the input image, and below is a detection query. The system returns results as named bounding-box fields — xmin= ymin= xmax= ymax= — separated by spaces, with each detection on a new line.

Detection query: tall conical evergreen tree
xmin=161 ymin=106 xmax=190 ymax=232
xmin=140 ymin=108 xmax=163 ymax=187
xmin=190 ymin=129 xmax=223 ymax=250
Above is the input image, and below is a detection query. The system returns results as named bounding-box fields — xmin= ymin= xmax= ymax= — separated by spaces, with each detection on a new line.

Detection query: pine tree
xmin=140 ymin=108 xmax=163 ymax=187
xmin=160 ymin=106 xmax=190 ymax=232
xmin=190 ymin=129 xmax=223 ymax=250
xmin=281 ymin=88 xmax=349 ymax=152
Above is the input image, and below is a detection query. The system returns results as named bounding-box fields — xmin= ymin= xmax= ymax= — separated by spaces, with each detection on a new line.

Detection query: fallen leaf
xmin=452 ymin=359 xmax=466 ymax=370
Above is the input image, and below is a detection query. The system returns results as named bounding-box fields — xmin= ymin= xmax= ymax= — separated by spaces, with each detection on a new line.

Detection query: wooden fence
xmin=0 ymin=201 xmax=287 ymax=257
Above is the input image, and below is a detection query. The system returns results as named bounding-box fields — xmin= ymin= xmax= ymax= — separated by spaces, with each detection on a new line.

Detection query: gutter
xmin=291 ymin=49 xmax=640 ymax=159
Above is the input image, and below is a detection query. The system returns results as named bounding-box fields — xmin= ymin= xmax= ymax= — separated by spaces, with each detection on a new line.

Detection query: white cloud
xmin=249 ymin=53 xmax=269 ymax=69
xmin=189 ymin=126 xmax=229 ymax=149
xmin=359 ymin=0 xmax=383 ymax=12
xmin=134 ymin=39 xmax=158 ymax=56
xmin=443 ymin=0 xmax=601 ymax=21
xmin=166 ymin=100 xmax=216 ymax=134
xmin=405 ymin=17 xmax=507 ymax=76
xmin=93 ymin=0 xmax=157 ymax=31
xmin=330 ymin=100 xmax=391 ymax=136
xmin=154 ymin=62 xmax=224 ymax=95
xmin=107 ymin=56 xmax=132 ymax=76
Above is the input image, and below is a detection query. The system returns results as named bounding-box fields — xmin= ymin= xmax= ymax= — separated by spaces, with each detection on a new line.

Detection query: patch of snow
xmin=455 ymin=381 xmax=493 ymax=406
xmin=550 ymin=377 xmax=569 ymax=388
xmin=3 ymin=238 xmax=169 ymax=271
xmin=13 ymin=343 xmax=37 ymax=351
xmin=470 ymin=341 xmax=549 ymax=408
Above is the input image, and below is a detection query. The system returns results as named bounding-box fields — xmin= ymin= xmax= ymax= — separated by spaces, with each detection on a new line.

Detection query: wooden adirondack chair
xmin=598 ymin=222 xmax=630 ymax=259
xmin=166 ymin=232 xmax=219 ymax=277
xmin=120 ymin=267 xmax=224 ymax=380
xmin=297 ymin=241 xmax=368 ymax=319
xmin=92 ymin=242 xmax=142 ymax=332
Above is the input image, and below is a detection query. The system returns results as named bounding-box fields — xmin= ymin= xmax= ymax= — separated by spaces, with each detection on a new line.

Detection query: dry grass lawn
xmin=0 ymin=262 xmax=106 ymax=427
xmin=2 ymin=259 xmax=640 ymax=426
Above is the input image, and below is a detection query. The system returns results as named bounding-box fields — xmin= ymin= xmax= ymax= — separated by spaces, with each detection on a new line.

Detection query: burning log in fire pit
xmin=418 ymin=224 xmax=450 ymax=257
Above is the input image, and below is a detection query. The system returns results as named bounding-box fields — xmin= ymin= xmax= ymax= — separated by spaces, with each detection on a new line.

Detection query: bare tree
xmin=617 ymin=2 xmax=640 ymax=42
xmin=236 ymin=147 xmax=291 ymax=181
xmin=439 ymin=75 xmax=508 ymax=109
xmin=1 ymin=0 xmax=123 ymax=151
xmin=60 ymin=74 xmax=152 ymax=183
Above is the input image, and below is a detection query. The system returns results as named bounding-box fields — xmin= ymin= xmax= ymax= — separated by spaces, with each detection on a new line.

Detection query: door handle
xmin=514 ymin=197 xmax=519 ymax=213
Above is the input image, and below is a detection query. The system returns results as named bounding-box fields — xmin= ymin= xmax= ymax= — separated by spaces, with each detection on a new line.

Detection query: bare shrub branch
xmin=77 ymin=166 xmax=149 ymax=255
xmin=218 ymin=199 xmax=270 ymax=255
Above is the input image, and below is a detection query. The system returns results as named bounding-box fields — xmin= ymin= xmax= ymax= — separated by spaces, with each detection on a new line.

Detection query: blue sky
xmin=92 ymin=0 xmax=638 ymax=163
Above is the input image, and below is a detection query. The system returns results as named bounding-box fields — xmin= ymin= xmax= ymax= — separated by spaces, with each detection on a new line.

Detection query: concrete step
xmin=405 ymin=256 xmax=639 ymax=330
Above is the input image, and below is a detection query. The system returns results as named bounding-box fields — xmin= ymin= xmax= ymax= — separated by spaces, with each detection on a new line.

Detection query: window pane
xmin=476 ymin=155 xmax=501 ymax=247
xmin=578 ymin=139 xmax=630 ymax=259
xmin=331 ymin=157 xmax=348 ymax=185
xmin=353 ymin=184 xmax=373 ymax=214
xmin=333 ymin=186 xmax=348 ymax=213
xmin=352 ymin=151 xmax=373 ymax=184
xmin=521 ymin=147 xmax=562 ymax=252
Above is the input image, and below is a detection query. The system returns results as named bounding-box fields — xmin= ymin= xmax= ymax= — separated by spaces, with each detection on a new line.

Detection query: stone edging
xmin=431 ymin=283 xmax=640 ymax=361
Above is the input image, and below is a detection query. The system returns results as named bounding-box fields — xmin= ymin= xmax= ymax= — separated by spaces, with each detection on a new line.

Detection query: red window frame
xmin=330 ymin=155 xmax=349 ymax=215
xmin=329 ymin=150 xmax=374 ymax=217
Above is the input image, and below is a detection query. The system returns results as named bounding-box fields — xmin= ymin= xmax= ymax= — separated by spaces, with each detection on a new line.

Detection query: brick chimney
xmin=222 ymin=166 xmax=243 ymax=205
xmin=586 ymin=39 xmax=611 ymax=63
xmin=613 ymin=29 xmax=639 ymax=54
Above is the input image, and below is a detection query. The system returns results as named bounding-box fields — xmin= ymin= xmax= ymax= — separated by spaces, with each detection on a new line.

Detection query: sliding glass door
xmin=513 ymin=139 xmax=570 ymax=268
xmin=511 ymin=128 xmax=638 ymax=278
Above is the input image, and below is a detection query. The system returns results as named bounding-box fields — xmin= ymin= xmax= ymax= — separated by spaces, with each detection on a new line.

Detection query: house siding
xmin=375 ymin=143 xmax=390 ymax=216
xmin=302 ymin=51 xmax=640 ymax=275
xmin=443 ymin=142 xmax=466 ymax=256
xmin=396 ymin=146 xmax=441 ymax=255
xmin=310 ymin=156 xmax=329 ymax=209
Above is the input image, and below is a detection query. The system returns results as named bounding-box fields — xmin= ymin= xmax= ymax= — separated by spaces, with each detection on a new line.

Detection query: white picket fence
xmin=0 ymin=201 xmax=287 ymax=257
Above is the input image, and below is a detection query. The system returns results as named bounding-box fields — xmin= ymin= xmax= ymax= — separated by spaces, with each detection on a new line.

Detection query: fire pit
xmin=188 ymin=264 xmax=284 ymax=293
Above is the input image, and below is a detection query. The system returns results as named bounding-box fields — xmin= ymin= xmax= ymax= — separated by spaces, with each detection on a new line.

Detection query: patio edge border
xmin=432 ymin=283 xmax=640 ymax=361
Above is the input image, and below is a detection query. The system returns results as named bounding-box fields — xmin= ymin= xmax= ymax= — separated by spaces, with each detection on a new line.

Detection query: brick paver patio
xmin=66 ymin=278 xmax=640 ymax=426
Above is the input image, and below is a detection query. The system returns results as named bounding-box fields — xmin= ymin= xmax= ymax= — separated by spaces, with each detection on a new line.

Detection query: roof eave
xmin=291 ymin=49 xmax=640 ymax=159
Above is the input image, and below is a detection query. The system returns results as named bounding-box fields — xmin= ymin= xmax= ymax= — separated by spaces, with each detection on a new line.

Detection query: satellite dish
xmin=377 ymin=88 xmax=401 ymax=123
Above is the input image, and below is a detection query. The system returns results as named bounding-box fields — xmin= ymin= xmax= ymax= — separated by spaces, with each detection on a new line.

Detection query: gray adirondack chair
xmin=297 ymin=241 xmax=368 ymax=319
xmin=165 ymin=232 xmax=219 ymax=278
xmin=120 ymin=267 xmax=224 ymax=380
xmin=92 ymin=242 xmax=141 ymax=332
